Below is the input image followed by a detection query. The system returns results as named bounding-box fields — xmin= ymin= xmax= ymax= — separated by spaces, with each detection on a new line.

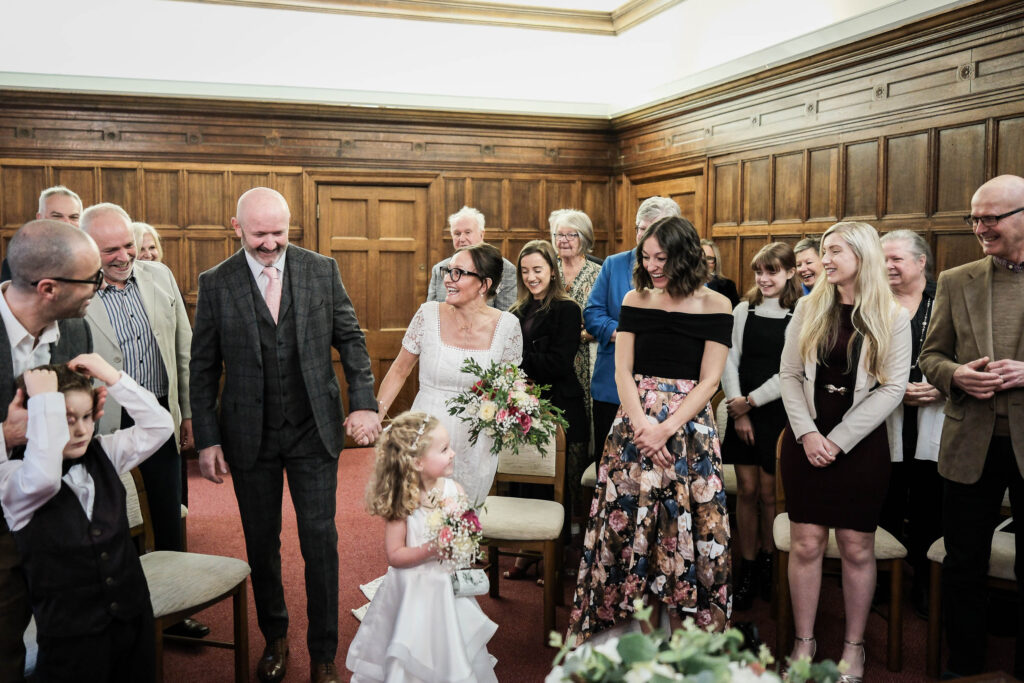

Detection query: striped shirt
xmin=96 ymin=275 xmax=168 ymax=398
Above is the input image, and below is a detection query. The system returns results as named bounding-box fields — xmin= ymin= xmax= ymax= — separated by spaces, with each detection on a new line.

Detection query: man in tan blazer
xmin=80 ymin=203 xmax=208 ymax=638
xmin=918 ymin=174 xmax=1024 ymax=678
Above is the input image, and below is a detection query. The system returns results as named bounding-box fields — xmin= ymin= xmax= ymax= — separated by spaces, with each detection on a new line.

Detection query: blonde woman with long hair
xmin=778 ymin=222 xmax=912 ymax=681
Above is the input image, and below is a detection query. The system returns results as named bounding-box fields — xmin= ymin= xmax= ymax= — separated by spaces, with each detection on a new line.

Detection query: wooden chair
xmin=121 ymin=469 xmax=251 ymax=683
xmin=480 ymin=427 xmax=566 ymax=642
xmin=771 ymin=433 xmax=906 ymax=672
xmin=925 ymin=515 xmax=1016 ymax=678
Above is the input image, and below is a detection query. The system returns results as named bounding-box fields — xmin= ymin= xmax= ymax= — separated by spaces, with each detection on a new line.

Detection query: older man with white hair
xmin=426 ymin=206 xmax=517 ymax=310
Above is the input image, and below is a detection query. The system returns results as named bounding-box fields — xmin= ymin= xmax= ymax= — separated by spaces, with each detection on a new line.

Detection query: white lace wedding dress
xmin=404 ymin=302 xmax=523 ymax=505
xmin=346 ymin=478 xmax=499 ymax=683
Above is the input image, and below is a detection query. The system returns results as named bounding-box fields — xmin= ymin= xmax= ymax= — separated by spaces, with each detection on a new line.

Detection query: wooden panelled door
xmin=317 ymin=184 xmax=428 ymax=426
xmin=629 ymin=175 xmax=706 ymax=247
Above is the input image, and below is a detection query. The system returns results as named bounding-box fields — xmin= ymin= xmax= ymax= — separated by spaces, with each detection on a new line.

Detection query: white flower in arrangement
xmin=463 ymin=399 xmax=479 ymax=417
xmin=624 ymin=661 xmax=681 ymax=683
xmin=592 ymin=641 xmax=622 ymax=665
xmin=478 ymin=400 xmax=498 ymax=421
xmin=511 ymin=389 xmax=532 ymax=407
xmin=426 ymin=508 xmax=444 ymax=528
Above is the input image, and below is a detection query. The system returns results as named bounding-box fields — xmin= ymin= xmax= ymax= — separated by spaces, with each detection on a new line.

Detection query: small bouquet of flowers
xmin=446 ymin=358 xmax=568 ymax=457
xmin=424 ymin=490 xmax=484 ymax=571
xmin=548 ymin=601 xmax=843 ymax=683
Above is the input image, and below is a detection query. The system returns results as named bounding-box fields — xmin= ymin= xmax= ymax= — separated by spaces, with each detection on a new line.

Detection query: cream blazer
xmin=85 ymin=260 xmax=192 ymax=447
xmin=779 ymin=298 xmax=912 ymax=455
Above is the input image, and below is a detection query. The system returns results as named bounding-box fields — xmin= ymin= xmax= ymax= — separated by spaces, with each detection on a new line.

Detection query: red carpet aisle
xmin=165 ymin=449 xmax=1014 ymax=682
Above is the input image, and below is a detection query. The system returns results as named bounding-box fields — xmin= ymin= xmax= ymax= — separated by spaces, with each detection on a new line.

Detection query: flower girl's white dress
xmin=346 ymin=478 xmax=498 ymax=683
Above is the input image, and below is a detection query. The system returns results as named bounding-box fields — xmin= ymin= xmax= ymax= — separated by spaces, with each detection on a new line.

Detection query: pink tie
xmin=263 ymin=266 xmax=281 ymax=323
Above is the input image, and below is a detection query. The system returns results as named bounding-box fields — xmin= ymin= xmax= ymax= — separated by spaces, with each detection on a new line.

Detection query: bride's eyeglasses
xmin=440 ymin=266 xmax=483 ymax=282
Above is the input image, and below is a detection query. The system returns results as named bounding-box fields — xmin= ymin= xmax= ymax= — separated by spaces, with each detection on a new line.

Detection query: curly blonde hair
xmin=365 ymin=411 xmax=439 ymax=521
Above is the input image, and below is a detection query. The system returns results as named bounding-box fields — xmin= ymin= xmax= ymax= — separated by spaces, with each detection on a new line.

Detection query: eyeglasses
xmin=962 ymin=207 xmax=1024 ymax=228
xmin=30 ymin=270 xmax=104 ymax=288
xmin=555 ymin=232 xmax=580 ymax=242
xmin=705 ymin=257 xmax=717 ymax=265
xmin=440 ymin=266 xmax=482 ymax=282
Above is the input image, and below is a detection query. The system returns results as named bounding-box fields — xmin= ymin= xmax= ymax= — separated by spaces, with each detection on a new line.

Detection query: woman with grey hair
xmin=133 ymin=222 xmax=164 ymax=262
xmin=550 ymin=209 xmax=602 ymax=522
xmin=879 ymin=229 xmax=942 ymax=617
xmin=701 ymin=239 xmax=740 ymax=307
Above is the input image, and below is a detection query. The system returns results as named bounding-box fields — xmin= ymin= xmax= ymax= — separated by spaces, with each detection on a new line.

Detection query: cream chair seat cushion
xmin=480 ymin=496 xmax=564 ymax=541
xmin=141 ymin=551 xmax=251 ymax=618
xmin=927 ymin=528 xmax=1015 ymax=582
xmin=773 ymin=513 xmax=907 ymax=560
xmin=581 ymin=462 xmax=597 ymax=489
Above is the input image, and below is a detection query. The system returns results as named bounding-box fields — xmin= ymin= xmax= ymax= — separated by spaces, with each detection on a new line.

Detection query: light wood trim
xmin=168 ymin=0 xmax=682 ymax=35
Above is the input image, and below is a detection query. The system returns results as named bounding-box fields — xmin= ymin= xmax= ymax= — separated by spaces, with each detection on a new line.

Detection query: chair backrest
xmin=711 ymin=389 xmax=727 ymax=441
xmin=775 ymin=430 xmax=787 ymax=517
xmin=494 ymin=426 xmax=566 ymax=504
xmin=120 ymin=468 xmax=155 ymax=553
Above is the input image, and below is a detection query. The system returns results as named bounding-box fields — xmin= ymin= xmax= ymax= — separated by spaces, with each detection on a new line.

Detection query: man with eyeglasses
xmin=78 ymin=203 xmax=210 ymax=641
xmin=919 ymin=174 xmax=1024 ymax=678
xmin=426 ymin=205 xmax=517 ymax=310
xmin=0 ymin=219 xmax=100 ymax=682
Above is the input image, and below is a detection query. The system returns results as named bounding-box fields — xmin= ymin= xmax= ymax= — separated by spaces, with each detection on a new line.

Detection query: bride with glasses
xmin=376 ymin=243 xmax=523 ymax=505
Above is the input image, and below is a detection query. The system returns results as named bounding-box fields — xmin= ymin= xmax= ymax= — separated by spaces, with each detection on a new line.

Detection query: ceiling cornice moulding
xmin=165 ymin=0 xmax=683 ymax=35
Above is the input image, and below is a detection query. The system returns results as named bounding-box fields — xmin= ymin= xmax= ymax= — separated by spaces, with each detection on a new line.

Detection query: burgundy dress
xmin=779 ymin=305 xmax=890 ymax=533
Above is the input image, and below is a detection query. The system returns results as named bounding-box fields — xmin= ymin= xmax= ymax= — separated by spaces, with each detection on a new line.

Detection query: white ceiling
xmin=0 ymin=0 xmax=974 ymax=117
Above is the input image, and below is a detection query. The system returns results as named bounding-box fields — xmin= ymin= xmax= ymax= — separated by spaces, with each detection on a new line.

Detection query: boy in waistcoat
xmin=0 ymin=353 xmax=173 ymax=682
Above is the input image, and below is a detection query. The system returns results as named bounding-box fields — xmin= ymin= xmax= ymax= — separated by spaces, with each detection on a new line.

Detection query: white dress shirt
xmin=0 ymin=282 xmax=60 ymax=455
xmin=0 ymin=373 xmax=174 ymax=531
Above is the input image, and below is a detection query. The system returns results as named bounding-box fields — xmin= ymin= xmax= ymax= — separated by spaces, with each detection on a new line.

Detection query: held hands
xmin=199 ymin=445 xmax=229 ymax=484
xmin=345 ymin=409 xmax=383 ymax=446
xmin=725 ymin=396 xmax=752 ymax=419
xmin=802 ymin=431 xmax=842 ymax=468
xmin=903 ymin=381 xmax=942 ymax=406
xmin=952 ymin=357 xmax=1003 ymax=400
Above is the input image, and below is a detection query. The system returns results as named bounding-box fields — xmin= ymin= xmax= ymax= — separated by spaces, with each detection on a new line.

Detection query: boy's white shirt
xmin=0 ymin=372 xmax=174 ymax=531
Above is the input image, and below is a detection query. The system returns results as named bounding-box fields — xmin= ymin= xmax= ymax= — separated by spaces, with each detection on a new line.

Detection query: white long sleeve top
xmin=0 ymin=373 xmax=174 ymax=531
xmin=722 ymin=297 xmax=791 ymax=407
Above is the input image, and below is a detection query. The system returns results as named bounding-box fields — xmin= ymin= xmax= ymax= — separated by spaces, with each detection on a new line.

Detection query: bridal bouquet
xmin=446 ymin=358 xmax=567 ymax=457
xmin=548 ymin=601 xmax=843 ymax=683
xmin=424 ymin=490 xmax=484 ymax=571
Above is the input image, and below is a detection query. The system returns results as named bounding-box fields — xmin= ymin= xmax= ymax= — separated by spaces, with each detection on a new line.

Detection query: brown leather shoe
xmin=311 ymin=661 xmax=340 ymax=683
xmin=257 ymin=637 xmax=289 ymax=682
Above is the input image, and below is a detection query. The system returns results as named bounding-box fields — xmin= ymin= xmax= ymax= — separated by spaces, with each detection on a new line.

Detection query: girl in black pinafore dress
xmin=722 ymin=243 xmax=802 ymax=611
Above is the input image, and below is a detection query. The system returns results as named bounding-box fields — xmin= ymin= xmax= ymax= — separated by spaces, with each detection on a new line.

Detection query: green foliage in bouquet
xmin=446 ymin=358 xmax=568 ymax=457
xmin=547 ymin=601 xmax=844 ymax=683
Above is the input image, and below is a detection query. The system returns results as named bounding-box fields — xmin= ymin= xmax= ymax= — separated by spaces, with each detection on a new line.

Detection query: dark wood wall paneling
xmin=609 ymin=0 xmax=1024 ymax=296
xmin=1 ymin=0 xmax=1023 ymax=309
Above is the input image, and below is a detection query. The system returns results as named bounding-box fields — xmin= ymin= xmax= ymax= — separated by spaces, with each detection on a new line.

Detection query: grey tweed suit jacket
xmin=189 ymin=245 xmax=377 ymax=468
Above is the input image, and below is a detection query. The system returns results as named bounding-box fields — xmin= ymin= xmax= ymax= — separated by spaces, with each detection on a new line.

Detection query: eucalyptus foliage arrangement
xmin=547 ymin=601 xmax=843 ymax=683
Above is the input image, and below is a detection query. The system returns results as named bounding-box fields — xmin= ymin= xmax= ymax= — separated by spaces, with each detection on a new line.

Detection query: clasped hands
xmin=633 ymin=420 xmax=675 ymax=469
xmin=953 ymin=357 xmax=1024 ymax=400
xmin=802 ymin=431 xmax=842 ymax=468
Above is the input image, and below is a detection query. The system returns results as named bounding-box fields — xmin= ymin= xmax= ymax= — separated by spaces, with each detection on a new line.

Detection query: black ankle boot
xmin=756 ymin=551 xmax=773 ymax=602
xmin=734 ymin=559 xmax=755 ymax=611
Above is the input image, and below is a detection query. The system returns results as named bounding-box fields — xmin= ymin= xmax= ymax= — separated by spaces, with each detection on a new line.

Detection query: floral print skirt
xmin=566 ymin=374 xmax=732 ymax=644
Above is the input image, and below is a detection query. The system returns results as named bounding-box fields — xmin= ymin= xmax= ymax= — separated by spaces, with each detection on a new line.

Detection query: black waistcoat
xmin=249 ymin=269 xmax=314 ymax=429
xmin=13 ymin=440 xmax=151 ymax=637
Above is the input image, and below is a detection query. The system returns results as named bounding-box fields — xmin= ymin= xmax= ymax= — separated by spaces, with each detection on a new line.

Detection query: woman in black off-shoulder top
xmin=566 ymin=216 xmax=734 ymax=645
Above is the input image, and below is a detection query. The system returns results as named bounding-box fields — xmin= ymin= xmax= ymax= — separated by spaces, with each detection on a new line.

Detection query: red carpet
xmin=165 ymin=449 xmax=1015 ymax=681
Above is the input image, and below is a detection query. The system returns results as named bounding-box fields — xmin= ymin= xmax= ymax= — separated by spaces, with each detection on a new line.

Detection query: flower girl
xmin=346 ymin=411 xmax=498 ymax=683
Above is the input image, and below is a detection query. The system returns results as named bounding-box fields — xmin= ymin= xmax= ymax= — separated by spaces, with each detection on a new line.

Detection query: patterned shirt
xmin=96 ymin=275 xmax=168 ymax=398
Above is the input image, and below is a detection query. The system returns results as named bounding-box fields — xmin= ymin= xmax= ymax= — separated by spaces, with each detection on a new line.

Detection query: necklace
xmin=450 ymin=305 xmax=476 ymax=337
